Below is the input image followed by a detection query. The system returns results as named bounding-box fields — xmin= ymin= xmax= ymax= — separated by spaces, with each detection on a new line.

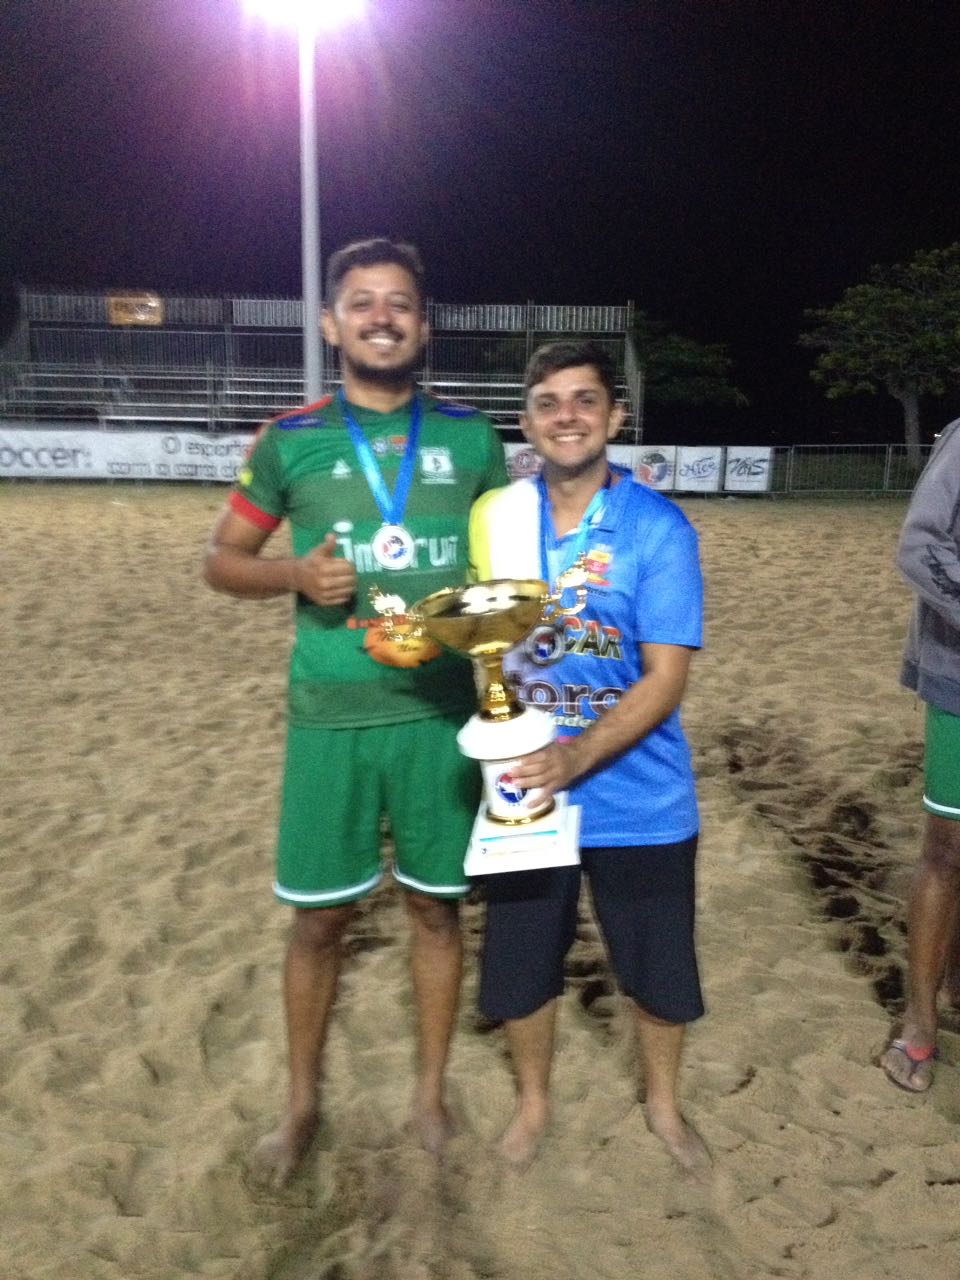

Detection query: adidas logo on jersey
xmin=332 ymin=459 xmax=352 ymax=478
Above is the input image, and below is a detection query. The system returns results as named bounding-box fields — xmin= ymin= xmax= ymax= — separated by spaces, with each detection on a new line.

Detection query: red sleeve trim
xmin=229 ymin=491 xmax=282 ymax=531
xmin=297 ymin=395 xmax=334 ymax=416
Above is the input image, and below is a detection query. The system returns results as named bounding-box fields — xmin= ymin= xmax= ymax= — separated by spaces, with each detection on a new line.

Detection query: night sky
xmin=2 ymin=0 xmax=959 ymax=442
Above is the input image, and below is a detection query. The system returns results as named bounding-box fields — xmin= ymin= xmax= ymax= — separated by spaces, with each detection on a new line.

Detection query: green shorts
xmin=924 ymin=704 xmax=960 ymax=820
xmin=275 ymin=715 xmax=480 ymax=906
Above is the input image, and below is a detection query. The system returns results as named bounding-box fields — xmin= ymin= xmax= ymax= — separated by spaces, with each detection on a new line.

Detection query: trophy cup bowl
xmin=411 ymin=579 xmax=558 ymax=823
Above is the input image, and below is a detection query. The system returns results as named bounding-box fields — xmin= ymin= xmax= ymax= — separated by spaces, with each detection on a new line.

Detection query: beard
xmin=341 ymin=350 xmax=423 ymax=388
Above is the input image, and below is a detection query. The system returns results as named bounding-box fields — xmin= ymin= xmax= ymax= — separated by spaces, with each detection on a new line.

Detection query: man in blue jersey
xmin=469 ymin=340 xmax=708 ymax=1171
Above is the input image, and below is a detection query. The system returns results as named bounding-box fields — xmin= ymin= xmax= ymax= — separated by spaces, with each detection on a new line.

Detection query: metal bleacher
xmin=0 ymin=291 xmax=643 ymax=439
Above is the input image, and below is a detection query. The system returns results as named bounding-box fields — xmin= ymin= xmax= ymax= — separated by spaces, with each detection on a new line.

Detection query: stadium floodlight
xmin=244 ymin=0 xmax=366 ymax=29
xmin=243 ymin=0 xmax=369 ymax=402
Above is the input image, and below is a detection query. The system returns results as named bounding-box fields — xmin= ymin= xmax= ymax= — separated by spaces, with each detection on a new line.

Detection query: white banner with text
xmin=0 ymin=426 xmax=253 ymax=482
xmin=1 ymin=427 xmax=773 ymax=493
xmin=723 ymin=446 xmax=773 ymax=491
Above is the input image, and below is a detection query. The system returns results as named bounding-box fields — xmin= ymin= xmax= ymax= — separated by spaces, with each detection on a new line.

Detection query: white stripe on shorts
xmin=274 ymin=870 xmax=383 ymax=905
xmin=923 ymin=794 xmax=960 ymax=818
xmin=392 ymin=866 xmax=469 ymax=897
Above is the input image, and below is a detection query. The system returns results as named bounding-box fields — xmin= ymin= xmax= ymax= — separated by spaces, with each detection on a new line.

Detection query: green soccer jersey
xmin=231 ymin=390 xmax=508 ymax=728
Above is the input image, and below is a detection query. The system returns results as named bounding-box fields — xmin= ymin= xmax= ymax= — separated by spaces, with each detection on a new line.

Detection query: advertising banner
xmin=675 ymin=446 xmax=723 ymax=492
xmin=504 ymin=442 xmax=542 ymax=480
xmin=0 ymin=426 xmax=253 ymax=482
xmin=107 ymin=292 xmax=164 ymax=326
xmin=723 ymin=446 xmax=773 ymax=492
xmin=505 ymin=443 xmax=644 ymax=483
xmin=632 ymin=446 xmax=676 ymax=490
xmin=0 ymin=426 xmax=769 ymax=494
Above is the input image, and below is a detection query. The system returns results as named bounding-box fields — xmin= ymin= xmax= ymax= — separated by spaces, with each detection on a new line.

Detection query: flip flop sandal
xmin=882 ymin=1038 xmax=938 ymax=1093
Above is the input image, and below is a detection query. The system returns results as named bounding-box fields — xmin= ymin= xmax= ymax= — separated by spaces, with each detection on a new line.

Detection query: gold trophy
xmin=371 ymin=569 xmax=587 ymax=873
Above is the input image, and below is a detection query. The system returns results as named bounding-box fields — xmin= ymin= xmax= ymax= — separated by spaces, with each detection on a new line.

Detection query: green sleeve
xmin=235 ymin=424 xmax=286 ymax=518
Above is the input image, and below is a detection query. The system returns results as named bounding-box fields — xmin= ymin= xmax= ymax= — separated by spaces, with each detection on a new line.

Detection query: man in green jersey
xmin=204 ymin=238 xmax=507 ymax=1186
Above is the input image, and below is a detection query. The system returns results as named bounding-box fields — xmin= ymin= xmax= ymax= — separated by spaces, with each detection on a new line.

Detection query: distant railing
xmin=17 ymin=291 xmax=632 ymax=334
xmin=6 ymin=290 xmax=639 ymax=434
xmin=767 ymin=444 xmax=930 ymax=494
xmin=20 ymin=291 xmax=228 ymax=325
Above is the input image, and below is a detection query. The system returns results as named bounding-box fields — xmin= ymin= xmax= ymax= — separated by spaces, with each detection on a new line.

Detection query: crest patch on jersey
xmin=420 ymin=446 xmax=456 ymax=483
xmin=584 ymin=547 xmax=612 ymax=587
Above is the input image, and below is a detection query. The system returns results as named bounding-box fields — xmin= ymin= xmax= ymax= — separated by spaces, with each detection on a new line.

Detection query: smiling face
xmin=322 ymin=262 xmax=429 ymax=394
xmin=521 ymin=363 xmax=624 ymax=482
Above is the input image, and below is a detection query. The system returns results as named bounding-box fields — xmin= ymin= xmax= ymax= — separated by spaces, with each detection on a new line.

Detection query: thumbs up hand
xmin=292 ymin=533 xmax=357 ymax=607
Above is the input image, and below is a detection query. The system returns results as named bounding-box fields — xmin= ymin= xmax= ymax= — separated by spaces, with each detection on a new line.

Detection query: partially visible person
xmin=881 ymin=420 xmax=960 ymax=1092
xmin=203 ymin=237 xmax=507 ymax=1186
xmin=469 ymin=340 xmax=709 ymax=1171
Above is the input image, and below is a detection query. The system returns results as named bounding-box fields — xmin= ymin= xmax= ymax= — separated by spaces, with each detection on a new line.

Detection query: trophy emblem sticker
xmin=525 ymin=621 xmax=566 ymax=667
xmin=494 ymin=769 xmax=528 ymax=809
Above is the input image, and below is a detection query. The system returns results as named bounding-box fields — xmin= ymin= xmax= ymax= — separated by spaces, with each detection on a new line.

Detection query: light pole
xmin=243 ymin=0 xmax=367 ymax=404
xmin=298 ymin=17 xmax=322 ymax=403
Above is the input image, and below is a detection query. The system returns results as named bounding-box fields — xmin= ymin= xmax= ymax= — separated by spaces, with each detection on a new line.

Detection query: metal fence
xmin=17 ymin=322 xmax=634 ymax=376
xmin=19 ymin=291 xmax=633 ymax=334
xmin=767 ymin=444 xmax=930 ymax=494
xmin=0 ymin=293 xmax=936 ymax=492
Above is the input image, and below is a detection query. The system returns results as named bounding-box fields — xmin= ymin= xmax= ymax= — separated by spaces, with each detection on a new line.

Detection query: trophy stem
xmin=473 ymin=655 xmax=522 ymax=721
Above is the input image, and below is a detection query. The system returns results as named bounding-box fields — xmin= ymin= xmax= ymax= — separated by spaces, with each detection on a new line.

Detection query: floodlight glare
xmin=244 ymin=0 xmax=366 ymax=30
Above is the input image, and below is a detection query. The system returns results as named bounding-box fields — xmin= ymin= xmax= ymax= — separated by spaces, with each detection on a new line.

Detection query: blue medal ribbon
xmin=338 ymin=389 xmax=422 ymax=526
xmin=537 ymin=471 xmax=609 ymax=588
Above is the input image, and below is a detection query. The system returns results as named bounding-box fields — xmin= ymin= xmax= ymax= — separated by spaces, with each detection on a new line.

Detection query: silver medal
xmin=371 ymin=523 xmax=416 ymax=570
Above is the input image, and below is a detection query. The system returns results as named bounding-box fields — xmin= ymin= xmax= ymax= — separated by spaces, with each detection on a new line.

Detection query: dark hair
xmin=325 ymin=238 xmax=426 ymax=308
xmin=523 ymin=340 xmax=617 ymax=405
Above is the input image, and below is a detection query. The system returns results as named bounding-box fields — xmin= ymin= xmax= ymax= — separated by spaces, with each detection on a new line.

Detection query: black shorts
xmin=478 ymin=835 xmax=704 ymax=1025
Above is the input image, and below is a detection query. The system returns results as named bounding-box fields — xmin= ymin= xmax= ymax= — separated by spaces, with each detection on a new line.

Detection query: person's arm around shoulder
xmin=896 ymin=421 xmax=960 ymax=629
xmin=509 ymin=641 xmax=693 ymax=800
xmin=203 ymin=508 xmax=357 ymax=608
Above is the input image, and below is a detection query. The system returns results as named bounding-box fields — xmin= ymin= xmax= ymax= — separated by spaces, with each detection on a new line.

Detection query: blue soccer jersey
xmin=473 ymin=473 xmax=702 ymax=846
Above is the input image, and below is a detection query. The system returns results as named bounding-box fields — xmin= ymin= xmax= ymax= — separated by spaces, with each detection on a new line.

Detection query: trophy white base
xmin=464 ymin=791 xmax=581 ymax=877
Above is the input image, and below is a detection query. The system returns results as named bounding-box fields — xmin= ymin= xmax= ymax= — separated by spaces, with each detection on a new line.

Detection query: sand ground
xmin=1 ymin=483 xmax=958 ymax=1280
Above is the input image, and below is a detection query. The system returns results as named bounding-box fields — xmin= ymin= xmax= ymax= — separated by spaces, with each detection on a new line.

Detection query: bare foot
xmin=412 ymin=1095 xmax=457 ymax=1155
xmin=880 ymin=1038 xmax=937 ymax=1093
xmin=644 ymin=1103 xmax=712 ymax=1175
xmin=249 ymin=1110 xmax=318 ymax=1190
xmin=497 ymin=1098 xmax=549 ymax=1169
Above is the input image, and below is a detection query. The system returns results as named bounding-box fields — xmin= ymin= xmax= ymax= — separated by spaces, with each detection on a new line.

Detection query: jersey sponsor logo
xmin=274 ymin=398 xmax=334 ymax=430
xmin=332 ymin=519 xmax=459 ymax=572
xmin=520 ymin=679 xmax=623 ymax=730
xmin=238 ymin=465 xmax=254 ymax=487
xmin=420 ymin=446 xmax=456 ymax=483
xmin=331 ymin=458 xmax=352 ymax=478
xmin=370 ymin=435 xmax=409 ymax=457
xmin=524 ymin=616 xmax=623 ymax=664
